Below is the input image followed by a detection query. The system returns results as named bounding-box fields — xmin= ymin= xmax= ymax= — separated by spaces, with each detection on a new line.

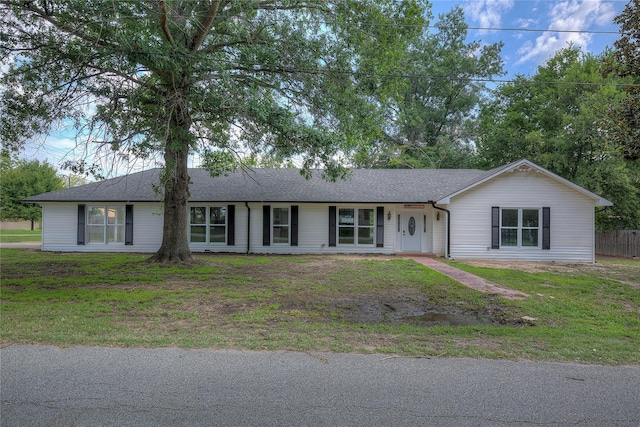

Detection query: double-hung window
xmin=272 ymin=207 xmax=289 ymax=244
xmin=190 ymin=206 xmax=226 ymax=243
xmin=87 ymin=206 xmax=125 ymax=244
xmin=500 ymin=208 xmax=540 ymax=247
xmin=338 ymin=208 xmax=374 ymax=245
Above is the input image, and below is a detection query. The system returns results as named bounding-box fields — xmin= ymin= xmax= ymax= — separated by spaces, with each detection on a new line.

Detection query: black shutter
xmin=263 ymin=205 xmax=270 ymax=246
xmin=227 ymin=204 xmax=235 ymax=246
xmin=491 ymin=206 xmax=500 ymax=249
xmin=376 ymin=206 xmax=384 ymax=248
xmin=291 ymin=205 xmax=298 ymax=247
xmin=542 ymin=207 xmax=550 ymax=250
xmin=328 ymin=206 xmax=336 ymax=247
xmin=125 ymin=204 xmax=134 ymax=245
xmin=77 ymin=204 xmax=85 ymax=245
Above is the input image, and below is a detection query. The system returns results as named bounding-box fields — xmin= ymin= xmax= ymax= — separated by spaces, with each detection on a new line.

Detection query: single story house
xmin=24 ymin=159 xmax=612 ymax=262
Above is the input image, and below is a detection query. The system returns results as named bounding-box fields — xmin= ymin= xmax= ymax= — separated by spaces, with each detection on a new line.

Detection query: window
xmin=272 ymin=207 xmax=289 ymax=244
xmin=500 ymin=208 xmax=539 ymax=248
xmin=87 ymin=206 xmax=125 ymax=244
xmin=190 ymin=206 xmax=226 ymax=244
xmin=358 ymin=209 xmax=375 ymax=245
xmin=338 ymin=208 xmax=374 ymax=245
xmin=209 ymin=207 xmax=226 ymax=243
xmin=338 ymin=208 xmax=355 ymax=244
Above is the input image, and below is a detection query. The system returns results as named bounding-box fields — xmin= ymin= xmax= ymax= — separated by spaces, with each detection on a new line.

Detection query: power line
xmin=5 ymin=43 xmax=637 ymax=88
xmin=1 ymin=2 xmax=628 ymax=36
xmin=462 ymin=26 xmax=621 ymax=35
xmin=5 ymin=38 xmax=626 ymax=94
xmin=2 ymin=4 xmax=634 ymax=89
xmin=352 ymin=21 xmax=624 ymax=35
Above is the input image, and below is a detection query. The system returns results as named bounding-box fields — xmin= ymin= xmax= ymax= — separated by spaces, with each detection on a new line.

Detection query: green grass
xmin=1 ymin=249 xmax=638 ymax=365
xmin=0 ymin=229 xmax=42 ymax=242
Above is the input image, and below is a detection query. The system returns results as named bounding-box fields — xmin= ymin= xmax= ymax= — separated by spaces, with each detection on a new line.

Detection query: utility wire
xmin=4 ymin=44 xmax=638 ymax=88
xmin=2 ymin=3 xmax=634 ymax=88
xmin=462 ymin=26 xmax=621 ymax=35
xmin=0 ymin=2 xmax=629 ymax=36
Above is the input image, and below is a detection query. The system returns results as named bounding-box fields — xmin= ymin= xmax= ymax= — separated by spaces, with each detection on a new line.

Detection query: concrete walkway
xmin=412 ymin=256 xmax=529 ymax=299
xmin=0 ymin=242 xmax=41 ymax=249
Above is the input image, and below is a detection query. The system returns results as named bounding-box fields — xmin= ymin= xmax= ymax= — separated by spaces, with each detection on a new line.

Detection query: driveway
xmin=1 ymin=345 xmax=639 ymax=426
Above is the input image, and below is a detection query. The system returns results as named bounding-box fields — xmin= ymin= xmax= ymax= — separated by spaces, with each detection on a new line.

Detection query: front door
xmin=401 ymin=212 xmax=421 ymax=252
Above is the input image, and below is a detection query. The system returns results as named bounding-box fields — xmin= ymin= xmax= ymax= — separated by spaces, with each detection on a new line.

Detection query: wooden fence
xmin=595 ymin=230 xmax=639 ymax=258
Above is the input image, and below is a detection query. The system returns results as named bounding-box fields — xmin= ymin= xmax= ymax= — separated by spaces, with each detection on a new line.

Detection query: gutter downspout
xmin=245 ymin=202 xmax=251 ymax=254
xmin=429 ymin=202 xmax=450 ymax=259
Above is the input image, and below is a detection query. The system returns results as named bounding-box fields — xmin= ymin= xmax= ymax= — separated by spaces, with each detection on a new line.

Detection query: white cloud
xmin=465 ymin=0 xmax=515 ymax=31
xmin=21 ymin=134 xmax=162 ymax=178
xmin=517 ymin=18 xmax=538 ymax=30
xmin=21 ymin=136 xmax=77 ymax=166
xmin=516 ymin=0 xmax=616 ymax=65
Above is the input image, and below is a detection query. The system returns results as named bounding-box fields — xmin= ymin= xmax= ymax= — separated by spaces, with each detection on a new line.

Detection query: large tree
xmin=0 ymin=0 xmax=425 ymax=261
xmin=0 ymin=159 xmax=64 ymax=229
xmin=608 ymin=0 xmax=640 ymax=160
xmin=477 ymin=47 xmax=640 ymax=229
xmin=354 ymin=6 xmax=504 ymax=169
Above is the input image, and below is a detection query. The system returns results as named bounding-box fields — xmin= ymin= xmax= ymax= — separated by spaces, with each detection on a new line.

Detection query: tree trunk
xmin=148 ymin=144 xmax=194 ymax=263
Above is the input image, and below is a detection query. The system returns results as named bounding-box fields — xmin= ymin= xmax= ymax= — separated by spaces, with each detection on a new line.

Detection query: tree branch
xmin=157 ymin=0 xmax=175 ymax=45
xmin=17 ymin=2 xmax=115 ymax=48
xmin=201 ymin=37 xmax=266 ymax=53
xmin=190 ymin=0 xmax=221 ymax=51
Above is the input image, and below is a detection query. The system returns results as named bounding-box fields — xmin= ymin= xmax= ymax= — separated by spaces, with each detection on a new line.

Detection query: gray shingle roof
xmin=24 ymin=167 xmax=496 ymax=204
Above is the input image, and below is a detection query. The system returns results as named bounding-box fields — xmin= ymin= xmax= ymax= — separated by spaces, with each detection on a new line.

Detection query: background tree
xmin=1 ymin=0 xmax=426 ymax=261
xmin=477 ymin=46 xmax=640 ymax=229
xmin=354 ymin=7 xmax=504 ymax=169
xmin=59 ymin=173 xmax=91 ymax=189
xmin=608 ymin=0 xmax=640 ymax=160
xmin=0 ymin=160 xmax=64 ymax=229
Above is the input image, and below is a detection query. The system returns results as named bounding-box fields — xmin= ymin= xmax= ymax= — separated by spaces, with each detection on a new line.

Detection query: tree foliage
xmin=0 ymin=159 xmax=64 ymax=226
xmin=1 ymin=0 xmax=426 ymax=261
xmin=354 ymin=6 xmax=504 ymax=169
xmin=478 ymin=46 xmax=640 ymax=229
xmin=608 ymin=0 xmax=640 ymax=160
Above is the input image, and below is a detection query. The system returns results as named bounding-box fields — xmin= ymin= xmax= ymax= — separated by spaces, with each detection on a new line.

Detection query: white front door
xmin=401 ymin=212 xmax=421 ymax=252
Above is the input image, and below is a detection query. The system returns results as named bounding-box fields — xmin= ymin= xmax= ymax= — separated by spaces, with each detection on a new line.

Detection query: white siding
xmin=130 ymin=204 xmax=163 ymax=251
xmin=41 ymin=203 xmax=77 ymax=251
xmin=431 ymin=208 xmax=447 ymax=257
xmin=448 ymin=170 xmax=596 ymax=262
xmin=422 ymin=210 xmax=434 ymax=253
xmin=41 ymin=202 xmax=163 ymax=253
xmin=248 ymin=203 xmax=395 ymax=255
xmin=40 ymin=202 xmax=397 ymax=254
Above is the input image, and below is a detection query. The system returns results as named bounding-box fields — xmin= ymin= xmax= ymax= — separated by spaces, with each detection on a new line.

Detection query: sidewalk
xmin=412 ymin=256 xmax=529 ymax=299
xmin=0 ymin=242 xmax=41 ymax=249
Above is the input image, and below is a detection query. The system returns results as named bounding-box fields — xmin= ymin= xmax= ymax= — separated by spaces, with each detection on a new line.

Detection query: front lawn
xmin=1 ymin=249 xmax=638 ymax=365
xmin=0 ymin=229 xmax=42 ymax=242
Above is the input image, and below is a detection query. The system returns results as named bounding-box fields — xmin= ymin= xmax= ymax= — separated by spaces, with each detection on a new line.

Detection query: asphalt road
xmin=1 ymin=345 xmax=639 ymax=426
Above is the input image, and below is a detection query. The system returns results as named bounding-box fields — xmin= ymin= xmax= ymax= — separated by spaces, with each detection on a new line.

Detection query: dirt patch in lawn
xmin=329 ymin=294 xmax=521 ymax=326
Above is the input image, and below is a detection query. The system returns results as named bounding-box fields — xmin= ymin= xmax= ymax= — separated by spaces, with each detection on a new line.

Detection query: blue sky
xmin=20 ymin=0 xmax=627 ymax=175
xmin=432 ymin=0 xmax=624 ymax=78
